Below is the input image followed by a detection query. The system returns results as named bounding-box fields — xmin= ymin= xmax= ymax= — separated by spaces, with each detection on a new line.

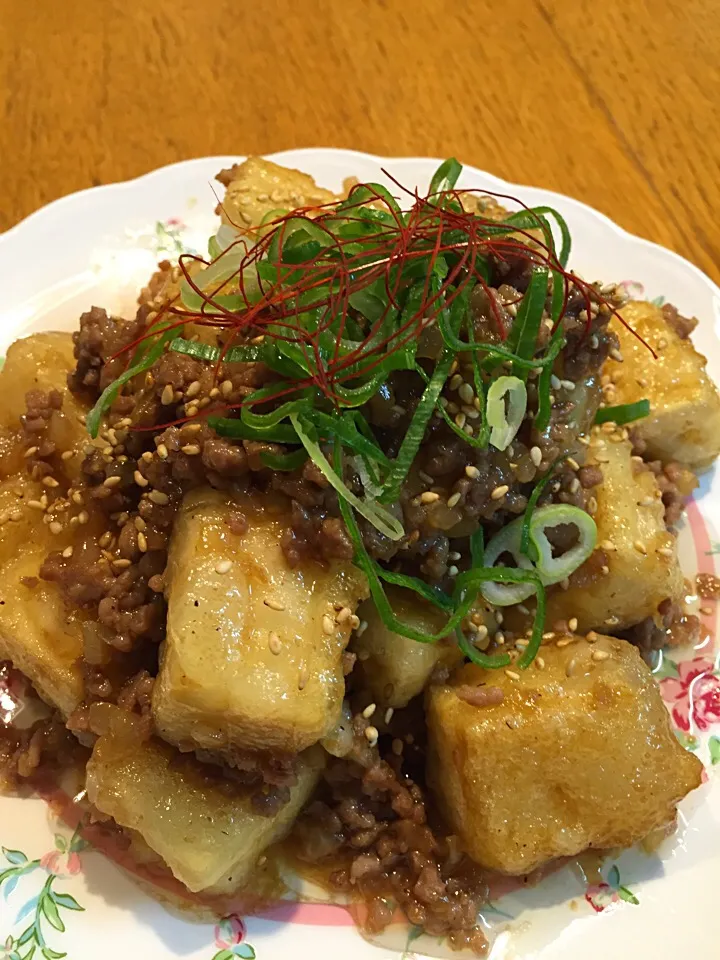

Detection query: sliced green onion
xmin=207 ymin=415 xmax=298 ymax=444
xmin=595 ymin=399 xmax=650 ymax=426
xmin=520 ymin=456 xmax=564 ymax=557
xmin=428 ymin=158 xmax=462 ymax=198
xmin=259 ymin=448 xmax=308 ymax=471
xmin=528 ymin=504 xmax=597 ymax=585
xmin=487 ymin=376 xmax=527 ymax=450
xmin=291 ymin=414 xmax=404 ymax=541
xmin=86 ymin=325 xmax=177 ymax=439
xmin=375 ymin=567 xmax=454 ymax=612
xmin=506 ymin=269 xmax=548 ymax=376
xmin=479 ymin=519 xmax=537 ymax=606
xmin=170 ymin=338 xmax=265 ymax=364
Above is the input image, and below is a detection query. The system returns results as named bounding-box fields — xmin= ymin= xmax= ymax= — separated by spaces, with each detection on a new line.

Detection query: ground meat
xmin=642 ymin=458 xmax=698 ymax=527
xmin=293 ymin=717 xmax=488 ymax=954
xmin=662 ymin=303 xmax=697 ymax=339
xmin=697 ymin=573 xmax=720 ymax=599
xmin=21 ymin=388 xmax=63 ymax=435
xmin=68 ymin=306 xmax=145 ymax=397
xmin=620 ymin=598 xmax=700 ymax=657
xmin=454 ymin=684 xmax=504 ymax=707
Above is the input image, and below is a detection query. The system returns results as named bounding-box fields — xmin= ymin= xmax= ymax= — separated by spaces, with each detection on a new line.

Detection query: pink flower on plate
xmin=585 ymin=882 xmax=618 ymax=913
xmin=660 ymin=658 xmax=720 ymax=732
xmin=40 ymin=849 xmax=82 ymax=877
xmin=214 ymin=916 xmax=246 ymax=950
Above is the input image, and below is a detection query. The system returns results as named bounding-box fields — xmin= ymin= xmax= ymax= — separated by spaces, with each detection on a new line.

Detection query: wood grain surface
xmin=1 ymin=0 xmax=718 ymax=281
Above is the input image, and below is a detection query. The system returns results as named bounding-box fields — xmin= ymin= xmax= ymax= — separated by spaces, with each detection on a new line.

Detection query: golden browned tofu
xmin=606 ymin=300 xmax=720 ymax=469
xmin=0 ymin=333 xmax=90 ymax=482
xmin=219 ymin=156 xmax=335 ymax=233
xmin=427 ymin=634 xmax=702 ymax=875
xmin=545 ymin=430 xmax=682 ymax=632
xmin=352 ymin=588 xmax=464 ymax=708
xmin=153 ymin=488 xmax=368 ymax=756
xmin=86 ymin=706 xmax=323 ymax=893
xmin=0 ymin=474 xmax=84 ymax=717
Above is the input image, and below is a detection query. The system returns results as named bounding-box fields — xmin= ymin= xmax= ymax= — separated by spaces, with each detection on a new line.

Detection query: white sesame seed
xmin=556 ymin=636 xmax=575 ymax=648
xmin=141 ymin=451 xmax=154 ymax=463
xmin=355 ymin=619 xmax=368 ymax=637
xmin=268 ymin=632 xmax=283 ymax=655
xmin=148 ymin=490 xmax=169 ymax=505
xmin=137 ymin=532 xmax=148 ymax=553
xmin=465 ymin=465 xmax=480 ymax=479
xmin=535 ymin=656 xmax=546 ymax=670
xmin=551 ymin=374 xmax=561 ymax=390
xmin=156 ymin=443 xmax=169 ymax=460
xmin=78 ymin=510 xmax=89 ymax=525
xmin=71 ymin=491 xmax=83 ymax=505
xmin=448 ymin=565 xmax=459 ymax=577
xmin=61 ymin=450 xmax=74 ymax=461
xmin=220 ymin=380 xmax=233 ymax=397
xmin=49 ymin=521 xmax=63 ymax=535
xmin=364 ymin=725 xmax=379 ymax=745
xmin=215 ymin=560 xmax=232 ymax=574
xmin=420 ymin=491 xmax=440 ymax=504
xmin=185 ymin=380 xmax=201 ymax=399
xmin=634 ymin=540 xmax=647 ymax=555
xmin=530 ymin=446 xmax=542 ymax=467
xmin=454 ymin=412 xmax=467 ymax=429
xmin=568 ymin=617 xmax=578 ymax=632
xmin=449 ymin=373 xmax=463 ymax=391
xmin=27 ymin=499 xmax=45 ymax=511
xmin=639 ymin=496 xmax=655 ymax=507
xmin=384 ymin=707 xmax=394 ymax=725
xmin=657 ymin=546 xmax=674 ymax=558
xmin=24 ymin=446 xmax=38 ymax=458
xmin=609 ymin=348 xmax=624 ymax=362
xmin=447 ymin=492 xmax=461 ymax=508
xmin=491 ymin=484 xmax=509 ymax=500
xmin=264 ymin=598 xmax=286 ymax=611
xmin=134 ymin=471 xmax=149 ymax=488
xmin=458 ymin=382 xmax=474 ymax=405
xmin=62 ymin=546 xmax=74 ymax=558
xmin=569 ymin=478 xmax=581 ymax=494
xmin=322 ymin=614 xmax=335 ymax=635
xmin=592 ymin=649 xmax=610 ymax=662
xmin=103 ymin=475 xmax=122 ymax=488
xmin=362 ymin=703 xmax=377 ymax=719
xmin=505 ymin=669 xmax=521 ymax=681
xmin=181 ymin=444 xmax=201 ymax=456
xmin=161 ymin=384 xmax=175 ymax=405
xmin=42 ymin=476 xmax=59 ymax=488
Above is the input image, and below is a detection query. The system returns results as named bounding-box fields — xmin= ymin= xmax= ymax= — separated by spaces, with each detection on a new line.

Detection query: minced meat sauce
xmin=0 ymin=241 xmax=697 ymax=952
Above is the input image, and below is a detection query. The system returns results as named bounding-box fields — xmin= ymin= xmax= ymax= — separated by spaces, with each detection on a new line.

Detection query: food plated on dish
xmin=0 ymin=154 xmax=718 ymax=955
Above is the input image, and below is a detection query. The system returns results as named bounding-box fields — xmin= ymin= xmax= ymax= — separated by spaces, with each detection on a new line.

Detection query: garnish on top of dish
xmin=1 ymin=156 xmax=718 ymax=955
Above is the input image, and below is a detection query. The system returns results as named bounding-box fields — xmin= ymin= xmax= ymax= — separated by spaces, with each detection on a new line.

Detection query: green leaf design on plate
xmin=3 ymin=848 xmax=28 ymax=866
xmin=617 ymin=885 xmax=640 ymax=905
xmin=51 ymin=893 xmax=83 ymax=912
xmin=709 ymin=735 xmax=720 ymax=765
xmin=41 ymin=895 xmax=65 ymax=932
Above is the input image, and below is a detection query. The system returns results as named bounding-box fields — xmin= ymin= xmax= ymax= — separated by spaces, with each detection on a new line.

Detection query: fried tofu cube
xmin=153 ymin=488 xmax=368 ymax=756
xmin=606 ymin=300 xmax=720 ymax=469
xmin=352 ymin=588 xmax=465 ymax=708
xmin=86 ymin=705 xmax=323 ymax=893
xmin=219 ymin=156 xmax=335 ymax=232
xmin=0 ymin=474 xmax=84 ymax=717
xmin=427 ymin=634 xmax=702 ymax=875
xmin=0 ymin=333 xmax=91 ymax=482
xmin=545 ymin=430 xmax=682 ymax=632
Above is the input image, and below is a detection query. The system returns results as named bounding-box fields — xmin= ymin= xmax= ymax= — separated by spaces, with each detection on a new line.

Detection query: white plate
xmin=1 ymin=149 xmax=719 ymax=960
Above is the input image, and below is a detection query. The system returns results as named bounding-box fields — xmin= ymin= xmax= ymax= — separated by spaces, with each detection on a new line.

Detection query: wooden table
xmin=1 ymin=0 xmax=718 ymax=281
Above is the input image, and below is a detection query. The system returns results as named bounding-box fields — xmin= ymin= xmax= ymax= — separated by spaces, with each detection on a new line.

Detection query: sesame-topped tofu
xmin=606 ymin=300 xmax=720 ymax=470
xmin=352 ymin=588 xmax=465 ymax=708
xmin=86 ymin=705 xmax=324 ymax=893
xmin=0 ymin=332 xmax=91 ymax=482
xmin=544 ymin=430 xmax=683 ymax=633
xmin=0 ymin=474 xmax=85 ymax=717
xmin=426 ymin=634 xmax=702 ymax=876
xmin=153 ymin=488 xmax=368 ymax=757
xmin=218 ymin=156 xmax=335 ymax=234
